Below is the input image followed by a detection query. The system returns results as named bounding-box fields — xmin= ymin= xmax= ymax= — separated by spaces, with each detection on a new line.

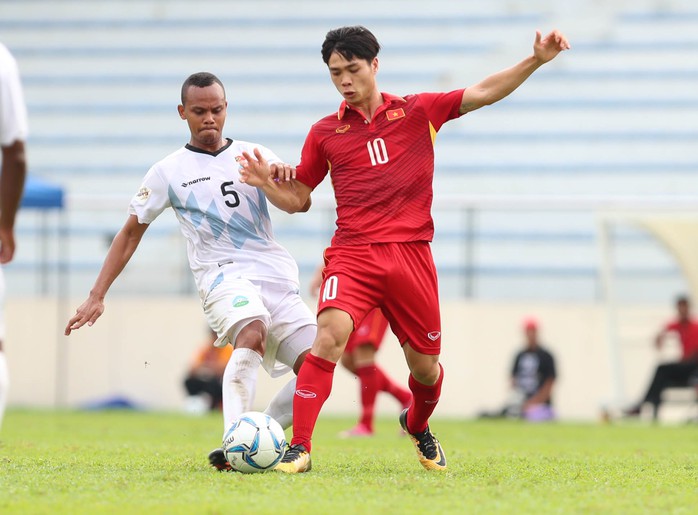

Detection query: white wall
xmin=5 ymin=297 xmax=679 ymax=421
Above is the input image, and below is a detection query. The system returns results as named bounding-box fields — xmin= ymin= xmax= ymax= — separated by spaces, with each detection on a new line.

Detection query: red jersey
xmin=665 ymin=319 xmax=698 ymax=360
xmin=296 ymin=90 xmax=465 ymax=246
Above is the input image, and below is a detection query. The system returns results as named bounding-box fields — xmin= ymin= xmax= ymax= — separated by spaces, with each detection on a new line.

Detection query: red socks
xmin=375 ymin=366 xmax=413 ymax=408
xmin=290 ymin=353 xmax=336 ymax=452
xmin=406 ymin=364 xmax=443 ymax=434
xmin=355 ymin=365 xmax=379 ymax=430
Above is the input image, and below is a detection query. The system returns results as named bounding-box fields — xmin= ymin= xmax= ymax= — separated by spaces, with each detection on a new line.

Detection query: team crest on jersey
xmin=234 ymin=155 xmax=249 ymax=171
xmin=232 ymin=296 xmax=249 ymax=308
xmin=335 ymin=124 xmax=351 ymax=134
xmin=386 ymin=108 xmax=405 ymax=121
xmin=134 ymin=186 xmax=151 ymax=204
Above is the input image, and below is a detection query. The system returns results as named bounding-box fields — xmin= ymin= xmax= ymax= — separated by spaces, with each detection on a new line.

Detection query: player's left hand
xmin=533 ymin=29 xmax=571 ymax=63
xmin=64 ymin=296 xmax=105 ymax=335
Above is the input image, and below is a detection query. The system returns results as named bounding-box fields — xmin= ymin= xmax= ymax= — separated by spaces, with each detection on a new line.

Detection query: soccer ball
xmin=222 ymin=411 xmax=286 ymax=473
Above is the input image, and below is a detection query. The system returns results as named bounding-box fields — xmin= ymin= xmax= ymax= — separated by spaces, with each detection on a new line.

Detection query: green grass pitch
xmin=1 ymin=409 xmax=696 ymax=514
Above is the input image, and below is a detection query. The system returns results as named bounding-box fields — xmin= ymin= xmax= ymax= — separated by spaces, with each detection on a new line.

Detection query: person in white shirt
xmin=64 ymin=72 xmax=315 ymax=471
xmin=0 ymin=42 xmax=29 ymax=431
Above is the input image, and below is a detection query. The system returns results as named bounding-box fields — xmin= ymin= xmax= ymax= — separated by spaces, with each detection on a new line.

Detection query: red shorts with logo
xmin=345 ymin=308 xmax=390 ymax=353
xmin=317 ymin=241 xmax=441 ymax=355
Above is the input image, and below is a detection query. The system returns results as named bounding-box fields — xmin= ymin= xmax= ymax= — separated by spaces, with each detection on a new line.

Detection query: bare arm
xmin=460 ymin=30 xmax=571 ymax=115
xmin=0 ymin=140 xmax=27 ymax=263
xmin=64 ymin=215 xmax=149 ymax=335
xmin=654 ymin=327 xmax=668 ymax=350
xmin=238 ymin=148 xmax=312 ymax=214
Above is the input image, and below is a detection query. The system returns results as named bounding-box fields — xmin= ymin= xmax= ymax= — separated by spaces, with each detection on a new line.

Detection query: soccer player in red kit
xmin=239 ymin=25 xmax=570 ymax=473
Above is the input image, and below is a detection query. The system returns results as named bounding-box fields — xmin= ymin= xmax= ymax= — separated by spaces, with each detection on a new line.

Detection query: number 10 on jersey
xmin=367 ymin=138 xmax=389 ymax=166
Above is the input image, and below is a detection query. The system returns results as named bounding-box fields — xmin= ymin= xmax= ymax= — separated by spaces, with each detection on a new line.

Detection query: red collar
xmin=337 ymin=92 xmax=406 ymax=120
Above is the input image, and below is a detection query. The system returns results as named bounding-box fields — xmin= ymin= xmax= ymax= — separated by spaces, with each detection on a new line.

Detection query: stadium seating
xmin=2 ymin=0 xmax=697 ymax=301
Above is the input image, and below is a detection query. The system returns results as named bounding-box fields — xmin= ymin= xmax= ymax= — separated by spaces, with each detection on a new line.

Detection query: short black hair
xmin=180 ymin=72 xmax=225 ymax=105
xmin=676 ymin=295 xmax=690 ymax=306
xmin=321 ymin=25 xmax=381 ymax=65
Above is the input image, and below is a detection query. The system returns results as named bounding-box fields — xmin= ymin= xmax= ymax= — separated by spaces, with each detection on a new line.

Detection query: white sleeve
xmin=0 ymin=45 xmax=29 ymax=146
xmin=127 ymin=166 xmax=170 ymax=224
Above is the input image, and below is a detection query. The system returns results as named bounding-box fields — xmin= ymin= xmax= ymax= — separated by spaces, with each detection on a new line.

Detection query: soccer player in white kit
xmin=65 ymin=72 xmax=316 ymax=470
xmin=0 ymin=42 xmax=29 ymax=432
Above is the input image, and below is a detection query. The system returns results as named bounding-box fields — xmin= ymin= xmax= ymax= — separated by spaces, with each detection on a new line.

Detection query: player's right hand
xmin=238 ymin=148 xmax=271 ymax=187
xmin=0 ymin=226 xmax=16 ymax=264
xmin=64 ymin=297 xmax=105 ymax=335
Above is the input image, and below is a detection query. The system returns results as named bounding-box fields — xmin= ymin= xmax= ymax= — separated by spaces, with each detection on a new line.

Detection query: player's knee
xmin=312 ymin=328 xmax=349 ymax=362
xmin=409 ymin=358 xmax=441 ymax=385
xmin=234 ymin=321 xmax=266 ymax=355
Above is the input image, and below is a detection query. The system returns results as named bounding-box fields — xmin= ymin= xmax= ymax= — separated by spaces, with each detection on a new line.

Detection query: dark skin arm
xmin=0 ymin=140 xmax=27 ymax=263
xmin=65 ymin=215 xmax=149 ymax=335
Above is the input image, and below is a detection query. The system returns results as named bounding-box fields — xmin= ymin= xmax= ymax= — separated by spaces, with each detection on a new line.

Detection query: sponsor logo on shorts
xmin=295 ymin=389 xmax=317 ymax=399
xmin=232 ymin=296 xmax=249 ymax=308
xmin=134 ymin=186 xmax=151 ymax=204
xmin=427 ymin=331 xmax=441 ymax=341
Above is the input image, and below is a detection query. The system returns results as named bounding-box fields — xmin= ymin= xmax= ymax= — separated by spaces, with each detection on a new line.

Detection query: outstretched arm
xmin=64 ymin=215 xmax=149 ymax=335
xmin=459 ymin=29 xmax=571 ymax=115
xmin=238 ymin=148 xmax=312 ymax=214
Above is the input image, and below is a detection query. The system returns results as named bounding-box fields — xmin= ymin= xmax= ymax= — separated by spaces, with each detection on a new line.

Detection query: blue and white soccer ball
xmin=222 ymin=411 xmax=286 ymax=473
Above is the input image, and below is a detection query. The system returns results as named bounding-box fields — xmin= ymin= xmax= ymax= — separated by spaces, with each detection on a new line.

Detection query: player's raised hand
xmin=239 ymin=148 xmax=271 ymax=187
xmin=64 ymin=296 xmax=105 ymax=335
xmin=533 ymin=29 xmax=571 ymax=63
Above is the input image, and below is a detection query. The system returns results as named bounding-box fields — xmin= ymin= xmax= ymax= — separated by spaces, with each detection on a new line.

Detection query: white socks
xmin=222 ymin=347 xmax=262 ymax=430
xmin=0 ymin=352 xmax=8 ymax=431
xmin=264 ymin=377 xmax=296 ymax=430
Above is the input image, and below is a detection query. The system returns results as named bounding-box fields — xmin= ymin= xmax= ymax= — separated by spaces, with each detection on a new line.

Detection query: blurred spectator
xmin=480 ymin=317 xmax=557 ymax=421
xmin=0 ymin=42 xmax=29 ymax=431
xmin=183 ymin=329 xmax=233 ymax=414
xmin=624 ymin=295 xmax=698 ymax=420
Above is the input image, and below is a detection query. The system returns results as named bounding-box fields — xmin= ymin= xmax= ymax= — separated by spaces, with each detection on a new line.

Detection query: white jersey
xmin=128 ymin=139 xmax=300 ymax=300
xmin=0 ymin=43 xmax=28 ymax=146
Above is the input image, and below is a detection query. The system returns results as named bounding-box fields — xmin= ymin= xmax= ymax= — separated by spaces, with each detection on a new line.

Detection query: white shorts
xmin=203 ymin=277 xmax=315 ymax=378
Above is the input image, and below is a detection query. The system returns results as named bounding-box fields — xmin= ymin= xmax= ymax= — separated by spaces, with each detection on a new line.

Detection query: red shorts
xmin=345 ymin=308 xmax=389 ymax=353
xmin=318 ymin=241 xmax=441 ymax=355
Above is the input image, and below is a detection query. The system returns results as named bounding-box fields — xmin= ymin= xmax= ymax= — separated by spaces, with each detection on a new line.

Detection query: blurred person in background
xmin=0 ymin=42 xmax=28 ymax=431
xmin=506 ymin=318 xmax=557 ymax=421
xmin=64 ymin=72 xmax=316 ymax=470
xmin=479 ymin=318 xmax=557 ymax=421
xmin=310 ymin=265 xmax=412 ymax=437
xmin=183 ymin=328 xmax=233 ymax=414
xmin=624 ymin=295 xmax=698 ymax=420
